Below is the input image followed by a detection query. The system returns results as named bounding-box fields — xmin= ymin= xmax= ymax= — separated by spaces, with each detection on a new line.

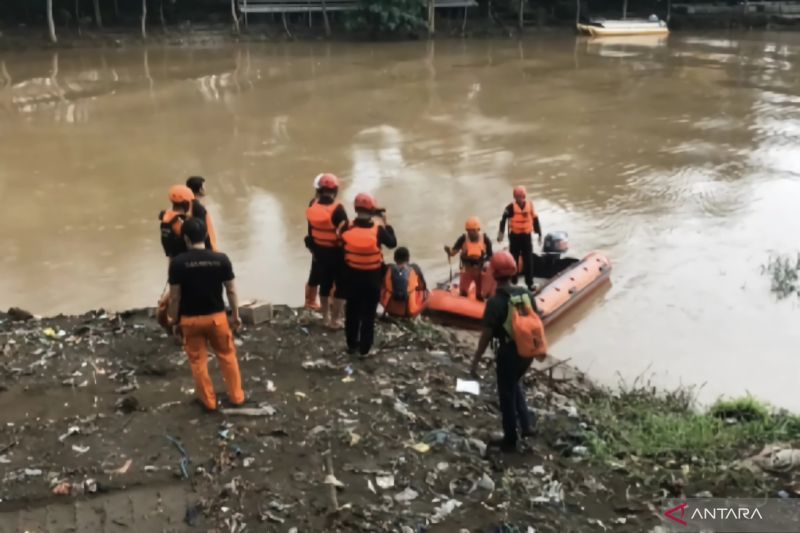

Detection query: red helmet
xmin=465 ymin=217 xmax=481 ymax=231
xmin=513 ymin=186 xmax=527 ymax=200
xmin=316 ymin=173 xmax=339 ymax=191
xmin=354 ymin=193 xmax=377 ymax=212
xmin=169 ymin=185 xmax=194 ymax=204
xmin=490 ymin=251 xmax=517 ymax=279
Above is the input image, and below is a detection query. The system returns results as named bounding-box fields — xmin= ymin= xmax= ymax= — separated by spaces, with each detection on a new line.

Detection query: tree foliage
xmin=347 ymin=0 xmax=427 ymax=37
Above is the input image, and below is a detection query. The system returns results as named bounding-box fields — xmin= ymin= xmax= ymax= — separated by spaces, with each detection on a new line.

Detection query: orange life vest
xmin=306 ymin=201 xmax=341 ymax=248
xmin=343 ymin=225 xmax=383 ymax=271
xmin=502 ymin=289 xmax=548 ymax=361
xmin=381 ymin=264 xmax=427 ymax=317
xmin=510 ymin=201 xmax=536 ymax=235
xmin=461 ymin=233 xmax=487 ymax=264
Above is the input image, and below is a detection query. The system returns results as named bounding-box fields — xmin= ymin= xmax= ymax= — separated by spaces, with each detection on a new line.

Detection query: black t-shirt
xmin=190 ymin=200 xmax=214 ymax=250
xmin=168 ymin=249 xmax=235 ymax=317
xmin=482 ymin=285 xmax=538 ymax=340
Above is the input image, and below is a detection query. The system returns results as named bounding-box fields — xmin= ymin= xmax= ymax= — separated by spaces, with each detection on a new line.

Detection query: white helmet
xmin=313 ymin=174 xmax=323 ymax=190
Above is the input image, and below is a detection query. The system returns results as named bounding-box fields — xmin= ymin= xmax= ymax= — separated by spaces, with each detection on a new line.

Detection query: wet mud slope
xmin=0 ymin=308 xmax=787 ymax=532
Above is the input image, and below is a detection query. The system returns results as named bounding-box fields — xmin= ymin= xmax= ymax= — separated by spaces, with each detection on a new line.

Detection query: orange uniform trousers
xmin=459 ymin=265 xmax=497 ymax=300
xmin=180 ymin=312 xmax=245 ymax=411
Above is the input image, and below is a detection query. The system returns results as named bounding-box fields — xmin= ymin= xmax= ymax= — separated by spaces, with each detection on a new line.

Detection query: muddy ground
xmin=0 ymin=306 xmax=789 ymax=533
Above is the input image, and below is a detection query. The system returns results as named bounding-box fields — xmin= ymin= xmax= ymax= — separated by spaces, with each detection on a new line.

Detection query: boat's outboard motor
xmin=543 ymin=231 xmax=569 ymax=256
xmin=533 ymin=231 xmax=579 ymax=278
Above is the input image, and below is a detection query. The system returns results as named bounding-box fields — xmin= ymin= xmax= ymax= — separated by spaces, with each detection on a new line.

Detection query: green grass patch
xmin=583 ymin=387 xmax=800 ymax=463
xmin=761 ymin=253 xmax=800 ymax=299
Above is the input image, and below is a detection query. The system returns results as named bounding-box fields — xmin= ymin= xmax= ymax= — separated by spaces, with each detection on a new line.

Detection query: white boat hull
xmin=577 ymin=21 xmax=670 ymax=36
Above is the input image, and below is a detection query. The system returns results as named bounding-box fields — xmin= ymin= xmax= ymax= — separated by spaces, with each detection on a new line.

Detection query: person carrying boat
xmin=305 ymin=173 xmax=349 ymax=328
xmin=380 ymin=247 xmax=428 ymax=318
xmin=186 ymin=176 xmax=219 ymax=252
xmin=444 ymin=217 xmax=494 ymax=300
xmin=341 ymin=193 xmax=397 ymax=356
xmin=496 ymin=186 xmax=541 ymax=291
xmin=166 ymin=217 xmax=245 ymax=413
xmin=469 ymin=250 xmax=549 ymax=453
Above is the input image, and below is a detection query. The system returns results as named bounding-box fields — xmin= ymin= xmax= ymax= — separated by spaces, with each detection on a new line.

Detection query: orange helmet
xmin=465 ymin=217 xmax=481 ymax=231
xmin=513 ymin=186 xmax=527 ymax=200
xmin=354 ymin=193 xmax=377 ymax=212
xmin=491 ymin=251 xmax=517 ymax=279
xmin=169 ymin=185 xmax=194 ymax=204
xmin=316 ymin=173 xmax=339 ymax=191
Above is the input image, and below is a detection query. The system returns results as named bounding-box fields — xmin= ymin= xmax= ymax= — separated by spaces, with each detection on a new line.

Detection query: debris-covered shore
xmin=1 ymin=306 xmax=798 ymax=532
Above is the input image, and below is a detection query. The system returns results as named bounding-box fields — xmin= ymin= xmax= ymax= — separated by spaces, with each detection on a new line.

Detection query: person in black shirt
xmin=341 ymin=193 xmax=397 ymax=356
xmin=470 ymin=251 xmax=547 ymax=452
xmin=186 ymin=176 xmax=219 ymax=252
xmin=167 ymin=217 xmax=244 ymax=412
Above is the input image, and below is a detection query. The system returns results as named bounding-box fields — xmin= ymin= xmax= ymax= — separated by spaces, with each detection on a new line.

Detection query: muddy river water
xmin=1 ymin=32 xmax=799 ymax=409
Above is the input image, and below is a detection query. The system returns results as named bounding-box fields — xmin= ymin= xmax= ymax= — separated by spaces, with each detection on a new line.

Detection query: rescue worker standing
xmin=305 ymin=174 xmax=349 ymax=328
xmin=159 ymin=185 xmax=196 ymax=260
xmin=341 ymin=193 xmax=397 ymax=356
xmin=497 ymin=186 xmax=541 ymax=291
xmin=445 ymin=217 xmax=493 ymax=300
xmin=157 ymin=185 xmax=196 ymax=330
xmin=470 ymin=250 xmax=548 ymax=452
xmin=380 ymin=247 xmax=428 ymax=318
xmin=304 ymin=174 xmax=324 ymax=311
xmin=186 ymin=176 xmax=219 ymax=251
xmin=167 ymin=217 xmax=245 ymax=412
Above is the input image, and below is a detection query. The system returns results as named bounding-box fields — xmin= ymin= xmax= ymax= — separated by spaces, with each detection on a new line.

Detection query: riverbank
xmin=1 ymin=307 xmax=797 ymax=532
xmin=0 ymin=18 xmax=540 ymax=53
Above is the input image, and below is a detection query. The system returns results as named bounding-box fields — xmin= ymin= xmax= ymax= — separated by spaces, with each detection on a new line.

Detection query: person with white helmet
xmin=305 ymin=173 xmax=349 ymax=327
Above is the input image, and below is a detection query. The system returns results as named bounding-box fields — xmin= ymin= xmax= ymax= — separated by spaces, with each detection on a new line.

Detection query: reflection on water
xmin=2 ymin=33 xmax=800 ymax=408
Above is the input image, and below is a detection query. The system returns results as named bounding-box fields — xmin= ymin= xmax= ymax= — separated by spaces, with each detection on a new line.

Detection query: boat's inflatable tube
xmin=425 ymin=252 xmax=612 ymax=327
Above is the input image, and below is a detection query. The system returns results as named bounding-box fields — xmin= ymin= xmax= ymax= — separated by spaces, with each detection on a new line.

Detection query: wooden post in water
xmin=428 ymin=0 xmax=435 ymax=36
xmin=518 ymin=0 xmax=524 ymax=31
xmin=47 ymin=0 xmax=58 ymax=43
xmin=160 ymin=0 xmax=167 ymax=32
xmin=75 ymin=0 xmax=82 ymax=36
xmin=321 ymin=0 xmax=331 ymax=37
xmin=231 ymin=0 xmax=241 ymax=34
xmin=666 ymin=0 xmax=671 ymax=22
xmin=575 ymin=0 xmax=580 ymax=25
xmin=93 ymin=0 xmax=103 ymax=27
xmin=622 ymin=0 xmax=627 ymax=19
xmin=141 ymin=0 xmax=148 ymax=39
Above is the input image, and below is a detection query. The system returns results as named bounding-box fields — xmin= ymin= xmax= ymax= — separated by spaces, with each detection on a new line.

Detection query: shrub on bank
xmin=584 ymin=387 xmax=800 ymax=463
xmin=345 ymin=0 xmax=427 ymax=37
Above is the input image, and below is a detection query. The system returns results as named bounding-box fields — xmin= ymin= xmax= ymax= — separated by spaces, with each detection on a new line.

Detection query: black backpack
xmin=390 ymin=265 xmax=410 ymax=302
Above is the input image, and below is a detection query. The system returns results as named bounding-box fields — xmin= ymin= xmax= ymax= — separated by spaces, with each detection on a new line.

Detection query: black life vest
xmin=390 ymin=265 xmax=410 ymax=302
xmin=159 ymin=209 xmax=187 ymax=258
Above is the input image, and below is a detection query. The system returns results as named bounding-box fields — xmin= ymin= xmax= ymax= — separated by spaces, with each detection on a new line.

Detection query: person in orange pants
xmin=444 ymin=217 xmax=494 ymax=300
xmin=167 ymin=217 xmax=245 ymax=412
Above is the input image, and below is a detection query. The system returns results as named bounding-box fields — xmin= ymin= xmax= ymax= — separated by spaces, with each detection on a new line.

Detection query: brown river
xmin=1 ymin=32 xmax=799 ymax=409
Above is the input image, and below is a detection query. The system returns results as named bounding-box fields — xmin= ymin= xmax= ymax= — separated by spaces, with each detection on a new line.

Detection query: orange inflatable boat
xmin=425 ymin=234 xmax=611 ymax=328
